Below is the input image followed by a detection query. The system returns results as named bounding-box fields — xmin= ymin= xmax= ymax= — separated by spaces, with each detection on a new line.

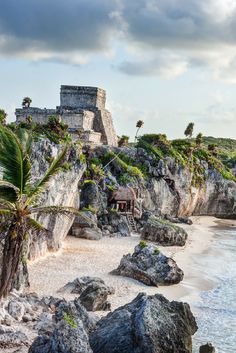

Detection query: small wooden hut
xmin=110 ymin=187 xmax=137 ymax=215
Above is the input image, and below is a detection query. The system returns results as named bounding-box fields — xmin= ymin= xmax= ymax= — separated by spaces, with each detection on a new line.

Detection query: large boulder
xmin=29 ymin=299 xmax=96 ymax=353
xmin=100 ymin=212 xmax=131 ymax=237
xmin=199 ymin=343 xmax=216 ymax=353
xmin=73 ymin=227 xmax=102 ymax=240
xmin=90 ymin=293 xmax=198 ymax=353
xmin=58 ymin=277 xmax=115 ymax=312
xmin=111 ymin=243 xmax=184 ymax=286
xmin=0 ymin=325 xmax=28 ymax=350
xmin=141 ymin=216 xmax=188 ymax=246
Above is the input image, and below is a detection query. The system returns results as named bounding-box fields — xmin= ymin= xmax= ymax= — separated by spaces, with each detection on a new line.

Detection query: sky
xmin=1 ymin=0 xmax=236 ymax=140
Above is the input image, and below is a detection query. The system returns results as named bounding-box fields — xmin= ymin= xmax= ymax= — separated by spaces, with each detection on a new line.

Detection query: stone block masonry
xmin=15 ymin=85 xmax=118 ymax=146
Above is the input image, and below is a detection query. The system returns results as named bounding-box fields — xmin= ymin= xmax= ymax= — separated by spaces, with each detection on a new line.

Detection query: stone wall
xmin=60 ymin=110 xmax=95 ymax=130
xmin=93 ymin=110 xmax=118 ymax=146
xmin=15 ymin=108 xmax=56 ymax=124
xmin=60 ymin=85 xmax=106 ymax=110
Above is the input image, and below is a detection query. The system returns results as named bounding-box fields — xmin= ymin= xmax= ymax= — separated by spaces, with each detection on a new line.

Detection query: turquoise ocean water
xmin=193 ymin=228 xmax=236 ymax=352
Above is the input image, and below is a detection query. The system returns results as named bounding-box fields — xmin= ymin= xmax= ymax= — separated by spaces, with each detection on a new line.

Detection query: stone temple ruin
xmin=15 ymin=85 xmax=118 ymax=146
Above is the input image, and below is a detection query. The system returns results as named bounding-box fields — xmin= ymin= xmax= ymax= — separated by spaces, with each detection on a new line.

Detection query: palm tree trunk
xmin=0 ymin=225 xmax=26 ymax=298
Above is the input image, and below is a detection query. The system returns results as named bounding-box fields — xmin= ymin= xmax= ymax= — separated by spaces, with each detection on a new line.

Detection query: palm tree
xmin=135 ymin=120 xmax=144 ymax=143
xmin=184 ymin=122 xmax=194 ymax=138
xmin=22 ymin=97 xmax=32 ymax=108
xmin=0 ymin=109 xmax=7 ymax=125
xmin=0 ymin=125 xmax=82 ymax=298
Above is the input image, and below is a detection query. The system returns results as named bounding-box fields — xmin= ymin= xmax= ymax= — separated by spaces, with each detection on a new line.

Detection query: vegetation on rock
xmin=0 ymin=125 xmax=82 ymax=298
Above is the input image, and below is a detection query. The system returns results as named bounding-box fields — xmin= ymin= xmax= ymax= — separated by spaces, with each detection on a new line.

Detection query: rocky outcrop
xmin=28 ymin=140 xmax=86 ymax=259
xmin=199 ymin=343 xmax=216 ymax=353
xmin=90 ymin=293 xmax=198 ymax=353
xmin=29 ymin=299 xmax=95 ymax=353
xmin=111 ymin=244 xmax=184 ymax=286
xmin=95 ymin=146 xmax=236 ymax=219
xmin=58 ymin=277 xmax=115 ymax=311
xmin=99 ymin=212 xmax=131 ymax=237
xmin=141 ymin=216 xmax=188 ymax=246
xmin=0 ymin=325 xmax=28 ymax=350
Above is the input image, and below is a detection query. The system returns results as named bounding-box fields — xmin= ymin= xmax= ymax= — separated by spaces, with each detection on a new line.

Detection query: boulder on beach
xmin=111 ymin=243 xmax=184 ymax=286
xmin=29 ymin=299 xmax=97 ymax=353
xmin=58 ymin=277 xmax=115 ymax=311
xmin=73 ymin=227 xmax=103 ymax=240
xmin=141 ymin=216 xmax=188 ymax=246
xmin=90 ymin=292 xmax=198 ymax=353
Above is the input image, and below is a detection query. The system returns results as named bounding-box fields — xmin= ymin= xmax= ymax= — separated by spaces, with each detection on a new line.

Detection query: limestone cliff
xmin=28 ymin=140 xmax=85 ymax=259
xmin=93 ymin=146 xmax=236 ymax=220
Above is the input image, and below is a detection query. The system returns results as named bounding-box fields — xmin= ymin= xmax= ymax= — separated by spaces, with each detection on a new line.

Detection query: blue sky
xmin=1 ymin=0 xmax=236 ymax=140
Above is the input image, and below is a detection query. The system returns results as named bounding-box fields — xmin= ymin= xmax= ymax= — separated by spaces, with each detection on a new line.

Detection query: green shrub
xmin=63 ymin=313 xmax=77 ymax=329
xmin=153 ymin=247 xmax=160 ymax=255
xmin=139 ymin=240 xmax=147 ymax=249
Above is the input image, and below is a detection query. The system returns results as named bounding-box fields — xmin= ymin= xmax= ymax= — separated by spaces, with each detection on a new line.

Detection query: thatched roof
xmin=112 ymin=187 xmax=136 ymax=201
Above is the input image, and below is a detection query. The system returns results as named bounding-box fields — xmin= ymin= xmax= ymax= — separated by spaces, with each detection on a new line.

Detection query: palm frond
xmin=26 ymin=217 xmax=47 ymax=233
xmin=0 ymin=208 xmax=15 ymax=216
xmin=16 ymin=128 xmax=32 ymax=155
xmin=0 ymin=198 xmax=15 ymax=209
xmin=27 ymin=146 xmax=68 ymax=203
xmin=0 ymin=185 xmax=18 ymax=203
xmin=31 ymin=205 xmax=80 ymax=216
xmin=31 ymin=205 xmax=92 ymax=226
xmin=0 ymin=125 xmax=31 ymax=195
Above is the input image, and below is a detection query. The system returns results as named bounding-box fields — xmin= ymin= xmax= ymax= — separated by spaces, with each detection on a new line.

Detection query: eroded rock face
xmin=29 ymin=299 xmax=97 ymax=353
xmin=141 ymin=216 xmax=188 ymax=246
xmin=28 ymin=140 xmax=86 ymax=259
xmin=90 ymin=293 xmax=198 ymax=353
xmin=58 ymin=277 xmax=115 ymax=312
xmin=111 ymin=244 xmax=184 ymax=286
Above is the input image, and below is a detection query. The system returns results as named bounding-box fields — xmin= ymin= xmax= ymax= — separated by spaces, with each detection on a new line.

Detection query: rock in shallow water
xmin=90 ymin=292 xmax=198 ymax=353
xmin=111 ymin=244 xmax=184 ymax=286
xmin=141 ymin=216 xmax=188 ymax=246
xmin=199 ymin=343 xmax=216 ymax=353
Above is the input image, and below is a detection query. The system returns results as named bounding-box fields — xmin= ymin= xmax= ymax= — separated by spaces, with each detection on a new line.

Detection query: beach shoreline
xmin=27 ymin=216 xmax=235 ymax=311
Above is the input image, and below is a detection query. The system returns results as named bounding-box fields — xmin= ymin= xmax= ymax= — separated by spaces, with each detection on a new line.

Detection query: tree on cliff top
xmin=135 ymin=120 xmax=144 ymax=143
xmin=184 ymin=122 xmax=194 ymax=138
xmin=0 ymin=109 xmax=7 ymax=125
xmin=196 ymin=133 xmax=203 ymax=147
xmin=0 ymin=126 xmax=82 ymax=298
xmin=22 ymin=97 xmax=32 ymax=108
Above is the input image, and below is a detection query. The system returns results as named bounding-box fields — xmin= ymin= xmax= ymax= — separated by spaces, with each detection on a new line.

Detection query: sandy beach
xmin=27 ymin=216 xmax=235 ymax=311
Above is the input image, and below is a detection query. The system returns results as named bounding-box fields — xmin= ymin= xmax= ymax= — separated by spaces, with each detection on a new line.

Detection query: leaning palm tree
xmin=134 ymin=120 xmax=144 ymax=143
xmin=0 ymin=125 xmax=81 ymax=298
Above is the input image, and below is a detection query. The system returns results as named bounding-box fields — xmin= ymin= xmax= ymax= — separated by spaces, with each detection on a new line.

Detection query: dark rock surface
xmin=58 ymin=277 xmax=115 ymax=311
xmin=29 ymin=299 xmax=94 ymax=353
xmin=90 ymin=292 xmax=198 ymax=353
xmin=141 ymin=216 xmax=188 ymax=246
xmin=199 ymin=343 xmax=216 ymax=353
xmin=111 ymin=244 xmax=184 ymax=286
xmin=99 ymin=212 xmax=131 ymax=237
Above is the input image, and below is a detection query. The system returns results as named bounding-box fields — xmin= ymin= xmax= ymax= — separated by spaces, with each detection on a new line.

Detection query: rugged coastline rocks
xmin=90 ymin=293 xmax=198 ymax=353
xmin=111 ymin=243 xmax=184 ymax=286
xmin=141 ymin=216 xmax=188 ymax=246
xmin=58 ymin=277 xmax=115 ymax=311
xmin=29 ymin=299 xmax=96 ymax=353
